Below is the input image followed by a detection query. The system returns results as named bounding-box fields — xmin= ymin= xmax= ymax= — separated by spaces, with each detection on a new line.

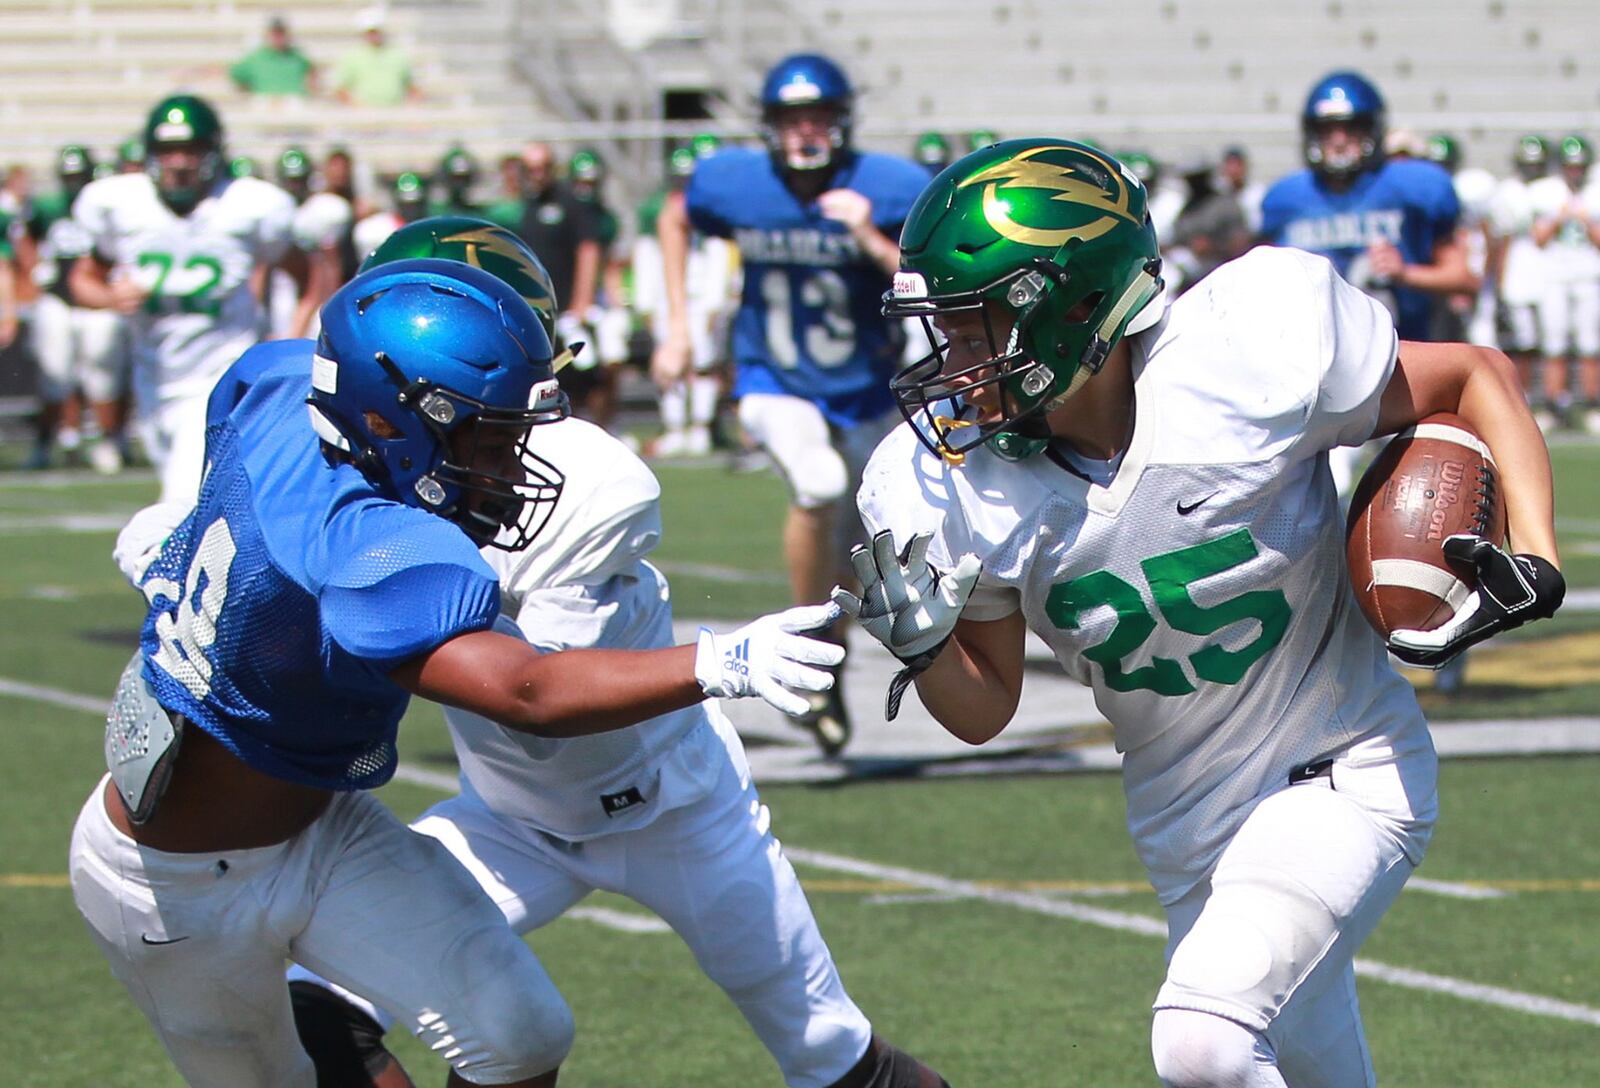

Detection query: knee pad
xmin=789 ymin=444 xmax=849 ymax=509
xmin=828 ymin=1034 xmax=950 ymax=1088
xmin=1156 ymin=870 xmax=1337 ymax=1031
xmin=436 ymin=923 xmax=574 ymax=1082
xmin=1151 ymin=1008 xmax=1277 ymax=1088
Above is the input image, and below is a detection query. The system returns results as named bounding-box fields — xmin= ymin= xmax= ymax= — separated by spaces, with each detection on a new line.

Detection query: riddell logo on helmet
xmin=892 ymin=272 xmax=929 ymax=298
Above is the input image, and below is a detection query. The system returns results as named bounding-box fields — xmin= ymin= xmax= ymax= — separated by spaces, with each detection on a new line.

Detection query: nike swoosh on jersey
xmin=140 ymin=934 xmax=191 ymax=946
xmin=1176 ymin=492 xmax=1221 ymax=516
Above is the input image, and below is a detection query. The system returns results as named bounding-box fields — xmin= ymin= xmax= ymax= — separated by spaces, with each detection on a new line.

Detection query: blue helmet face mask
xmin=759 ymin=53 xmax=854 ymax=173
xmin=308 ymin=258 xmax=571 ymax=550
xmin=1301 ymin=70 xmax=1386 ymax=182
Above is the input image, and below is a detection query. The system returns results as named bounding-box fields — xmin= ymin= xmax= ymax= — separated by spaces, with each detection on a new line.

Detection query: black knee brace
xmin=289 ymin=979 xmax=402 ymax=1087
xmin=829 ymin=1033 xmax=952 ymax=1088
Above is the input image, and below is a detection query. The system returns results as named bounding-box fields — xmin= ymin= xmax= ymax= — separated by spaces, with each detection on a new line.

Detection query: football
xmin=1345 ymin=413 xmax=1506 ymax=638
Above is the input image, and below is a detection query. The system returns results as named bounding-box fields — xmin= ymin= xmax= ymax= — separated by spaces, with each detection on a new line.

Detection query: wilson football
xmin=1345 ymin=413 xmax=1505 ymax=638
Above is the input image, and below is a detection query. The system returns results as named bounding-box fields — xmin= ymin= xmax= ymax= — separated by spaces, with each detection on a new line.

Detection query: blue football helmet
xmin=759 ymin=53 xmax=854 ymax=172
xmin=308 ymin=258 xmax=569 ymax=549
xmin=1301 ymin=70 xmax=1386 ymax=180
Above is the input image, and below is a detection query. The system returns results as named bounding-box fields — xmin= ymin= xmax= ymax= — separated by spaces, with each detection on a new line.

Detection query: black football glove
xmin=1387 ymin=533 xmax=1564 ymax=669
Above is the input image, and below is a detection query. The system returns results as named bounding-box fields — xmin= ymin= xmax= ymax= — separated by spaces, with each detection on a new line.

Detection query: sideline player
xmin=282 ymin=217 xmax=948 ymax=1088
xmin=72 ymin=257 xmax=846 ymax=1087
xmin=656 ymin=52 xmax=930 ymax=755
xmin=19 ymin=144 xmax=129 ymax=472
xmin=849 ymin=139 xmax=1562 ymax=1087
xmin=69 ymin=94 xmax=297 ymax=501
xmin=1489 ymin=135 xmax=1554 ymax=426
xmin=1528 ymin=135 xmax=1600 ymax=431
xmin=1260 ymin=71 xmax=1475 ymax=494
xmin=637 ymin=141 xmax=738 ymax=456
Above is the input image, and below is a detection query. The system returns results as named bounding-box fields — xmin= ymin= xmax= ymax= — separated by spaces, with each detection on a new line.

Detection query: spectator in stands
xmin=1167 ymin=151 xmax=1249 ymax=291
xmin=332 ymin=8 xmax=421 ymax=107
xmin=1220 ymin=144 xmax=1265 ymax=235
xmin=230 ymin=15 xmax=317 ymax=98
xmin=517 ymin=141 xmax=600 ymax=341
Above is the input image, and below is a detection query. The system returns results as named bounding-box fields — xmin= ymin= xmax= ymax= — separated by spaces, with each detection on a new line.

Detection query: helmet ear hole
xmin=1064 ymin=291 xmax=1105 ymax=325
xmin=363 ymin=411 xmax=402 ymax=439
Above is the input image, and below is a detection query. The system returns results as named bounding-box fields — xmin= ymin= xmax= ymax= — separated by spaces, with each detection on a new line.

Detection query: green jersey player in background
xmin=841 ymin=139 xmax=1564 ymax=1087
xmin=68 ymin=94 xmax=296 ymax=502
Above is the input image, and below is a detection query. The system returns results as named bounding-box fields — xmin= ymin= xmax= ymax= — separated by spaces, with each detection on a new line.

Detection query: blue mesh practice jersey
xmin=136 ymin=339 xmax=501 ymax=790
xmin=687 ymin=148 xmax=929 ymax=426
xmin=1260 ymin=158 xmax=1460 ymax=341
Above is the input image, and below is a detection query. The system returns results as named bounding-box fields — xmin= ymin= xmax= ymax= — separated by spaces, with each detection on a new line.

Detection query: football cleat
xmin=789 ymin=684 xmax=851 ymax=758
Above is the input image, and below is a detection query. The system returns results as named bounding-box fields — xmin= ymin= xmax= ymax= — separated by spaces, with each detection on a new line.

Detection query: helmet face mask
xmin=884 ymin=139 xmax=1163 ymax=463
xmin=308 ymin=259 xmax=570 ymax=550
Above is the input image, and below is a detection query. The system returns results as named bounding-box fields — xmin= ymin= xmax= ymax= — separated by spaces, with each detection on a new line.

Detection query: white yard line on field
xmin=8 ymin=678 xmax=1600 ymax=1022
xmin=782 ymin=847 xmax=1600 ymax=1028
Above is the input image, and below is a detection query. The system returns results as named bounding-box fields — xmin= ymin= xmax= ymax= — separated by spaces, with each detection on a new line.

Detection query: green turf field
xmin=3 ymin=444 xmax=1600 ymax=1085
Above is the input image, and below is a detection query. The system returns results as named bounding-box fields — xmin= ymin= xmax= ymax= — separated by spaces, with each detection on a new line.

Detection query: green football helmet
xmin=438 ymin=145 xmax=479 ymax=190
xmin=913 ymin=131 xmax=950 ymax=170
xmin=361 ymin=215 xmax=560 ymax=345
xmin=142 ymin=94 xmax=225 ymax=213
xmin=668 ymin=145 xmax=697 ymax=180
xmin=1425 ymin=133 xmax=1461 ymax=173
xmin=228 ymin=155 xmax=258 ymax=179
xmin=883 ymin=139 xmax=1164 ymax=462
xmin=689 ymin=132 xmax=722 ymax=159
xmin=117 ymin=136 xmax=146 ymax=171
xmin=1559 ymin=134 xmax=1594 ymax=168
xmin=1514 ymin=134 xmax=1550 ymax=181
xmin=965 ymin=129 xmax=999 ymax=153
xmin=57 ymin=144 xmax=95 ymax=196
xmin=277 ymin=146 xmax=311 ymax=181
xmin=568 ymin=148 xmax=604 ymax=187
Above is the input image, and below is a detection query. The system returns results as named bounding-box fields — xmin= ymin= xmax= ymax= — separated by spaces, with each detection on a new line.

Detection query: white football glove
xmin=831 ymin=530 xmax=982 ymax=720
xmin=113 ymin=501 xmax=193 ymax=587
xmin=694 ymin=603 xmax=846 ymax=717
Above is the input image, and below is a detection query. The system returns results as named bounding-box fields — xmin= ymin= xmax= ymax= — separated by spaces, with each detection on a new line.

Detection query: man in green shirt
xmin=333 ymin=9 xmax=421 ymax=107
xmin=229 ymin=16 xmax=316 ymax=97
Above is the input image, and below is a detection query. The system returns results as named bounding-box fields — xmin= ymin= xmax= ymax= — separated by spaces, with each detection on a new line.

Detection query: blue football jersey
xmin=1260 ymin=158 xmax=1460 ymax=340
xmin=687 ymin=148 xmax=930 ymax=426
xmin=137 ymin=339 xmax=501 ymax=790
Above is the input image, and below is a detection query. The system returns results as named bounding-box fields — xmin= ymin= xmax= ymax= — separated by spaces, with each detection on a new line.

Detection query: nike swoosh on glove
xmin=1388 ymin=533 xmax=1564 ymax=670
xmin=694 ymin=603 xmax=846 ymax=717
xmin=831 ymin=530 xmax=982 ymax=720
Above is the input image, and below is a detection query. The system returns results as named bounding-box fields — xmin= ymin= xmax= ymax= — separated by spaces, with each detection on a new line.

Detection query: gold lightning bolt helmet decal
xmin=957 ymin=144 xmax=1142 ymax=248
xmin=439 ymin=226 xmax=574 ymax=371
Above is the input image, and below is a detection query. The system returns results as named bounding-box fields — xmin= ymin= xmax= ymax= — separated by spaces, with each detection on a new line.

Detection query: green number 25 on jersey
xmin=1047 ymin=529 xmax=1291 ymax=697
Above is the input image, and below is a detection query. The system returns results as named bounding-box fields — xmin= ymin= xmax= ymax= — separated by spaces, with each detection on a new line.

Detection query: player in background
xmin=1488 ymin=135 xmax=1554 ymax=427
xmin=637 ymin=140 xmax=738 ymax=457
xmin=268 ymin=146 xmax=351 ymax=339
xmin=1527 ymin=135 xmax=1600 ymax=432
xmin=18 ymin=145 xmax=129 ymax=473
xmin=352 ymin=169 xmax=430 ymax=257
xmin=657 ymin=53 xmax=930 ymax=756
xmin=912 ymin=131 xmax=951 ymax=174
xmin=430 ymin=145 xmax=484 ymax=219
xmin=68 ymin=94 xmax=297 ymax=502
xmin=1261 ymin=70 xmax=1475 ymax=495
xmin=1122 ymin=149 xmax=1185 ymax=244
xmin=561 ymin=147 xmax=632 ymax=432
xmin=285 ymin=220 xmax=950 ymax=1088
xmin=1424 ymin=134 xmax=1500 ymax=347
xmin=854 ymin=138 xmax=1562 ymax=1088
xmin=74 ymin=256 xmax=847 ymax=1088
xmin=1220 ymin=145 xmax=1267 ymax=236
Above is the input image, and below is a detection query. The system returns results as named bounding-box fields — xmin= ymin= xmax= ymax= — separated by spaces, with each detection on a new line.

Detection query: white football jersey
xmin=445 ymin=418 xmax=721 ymax=840
xmin=1490 ymin=176 xmax=1549 ymax=305
xmin=292 ymin=192 xmax=353 ymax=251
xmin=1526 ymin=174 xmax=1600 ymax=282
xmin=72 ymin=173 xmax=293 ymax=400
xmin=859 ymin=248 xmax=1431 ymax=904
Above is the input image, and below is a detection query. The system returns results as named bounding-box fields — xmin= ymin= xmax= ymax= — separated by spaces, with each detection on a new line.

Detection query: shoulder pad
xmin=489 ymin=419 xmax=662 ymax=599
